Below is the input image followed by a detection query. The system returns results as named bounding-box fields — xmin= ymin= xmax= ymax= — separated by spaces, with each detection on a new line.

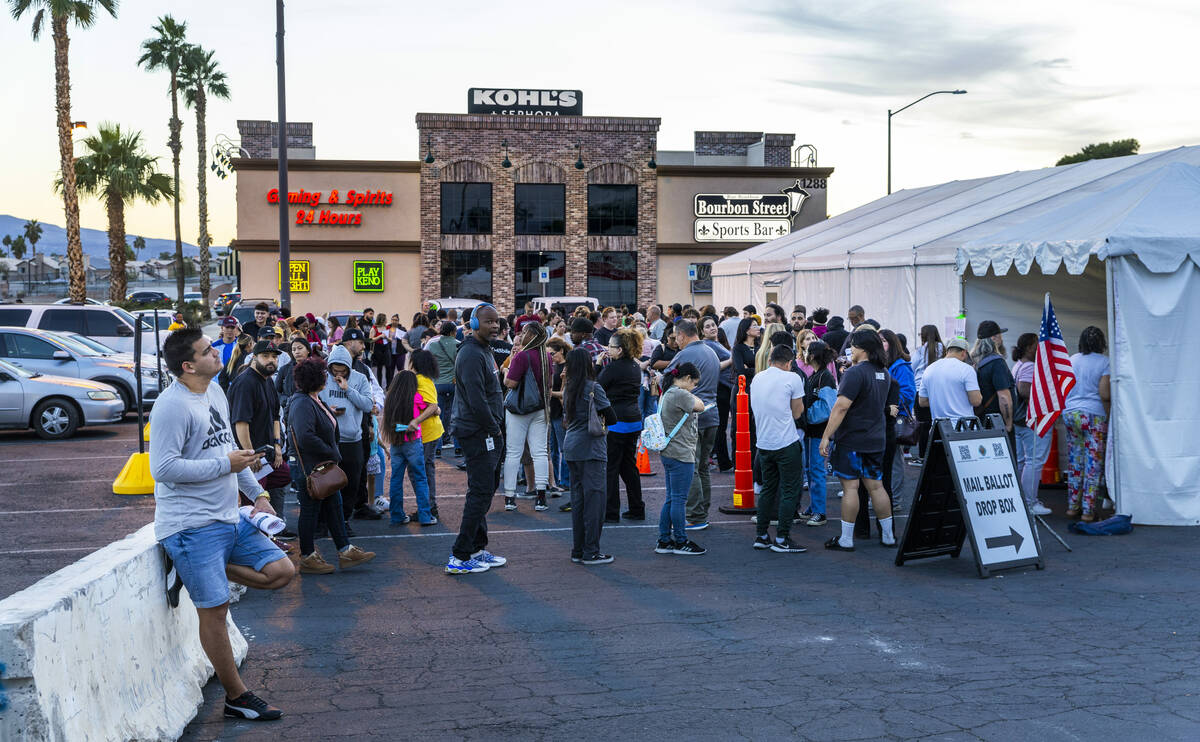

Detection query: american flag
xmin=1029 ymin=293 xmax=1076 ymax=436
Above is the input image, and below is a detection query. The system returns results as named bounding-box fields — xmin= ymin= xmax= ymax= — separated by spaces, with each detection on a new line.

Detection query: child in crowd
xmin=655 ymin=363 xmax=708 ymax=556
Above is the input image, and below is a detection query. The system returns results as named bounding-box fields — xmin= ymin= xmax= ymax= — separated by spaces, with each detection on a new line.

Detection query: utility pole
xmin=276 ymin=0 xmax=291 ymax=308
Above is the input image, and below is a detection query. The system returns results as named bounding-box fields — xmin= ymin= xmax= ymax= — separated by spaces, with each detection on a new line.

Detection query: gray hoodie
xmin=319 ymin=345 xmax=374 ymax=442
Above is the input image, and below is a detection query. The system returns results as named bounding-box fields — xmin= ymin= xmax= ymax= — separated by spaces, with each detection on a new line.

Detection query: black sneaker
xmin=224 ymin=691 xmax=283 ymax=721
xmin=570 ymin=553 xmax=583 ymax=563
xmin=753 ymin=534 xmax=773 ymax=550
xmin=806 ymin=513 xmax=828 ymax=527
xmin=535 ymin=494 xmax=549 ymax=511
xmin=354 ymin=507 xmax=383 ymax=521
xmin=654 ymin=539 xmax=675 ymax=554
xmin=504 ymin=496 xmax=517 ymax=511
xmin=622 ymin=510 xmax=646 ymax=520
xmin=770 ymin=538 xmax=807 ymax=553
xmin=672 ymin=540 xmax=707 ymax=556
xmin=163 ymin=549 xmax=183 ymax=608
xmin=582 ymin=553 xmax=614 ymax=565
xmin=559 ymin=502 xmax=573 ymax=512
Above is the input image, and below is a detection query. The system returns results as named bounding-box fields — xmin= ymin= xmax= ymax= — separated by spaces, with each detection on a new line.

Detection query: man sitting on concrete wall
xmin=151 ymin=327 xmax=296 ymax=722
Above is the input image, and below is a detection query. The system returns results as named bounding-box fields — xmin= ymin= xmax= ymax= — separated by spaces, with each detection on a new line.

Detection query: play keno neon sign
xmin=266 ymin=188 xmax=393 ymax=227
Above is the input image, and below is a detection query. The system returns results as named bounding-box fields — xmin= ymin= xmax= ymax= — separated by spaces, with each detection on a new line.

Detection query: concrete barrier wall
xmin=0 ymin=523 xmax=247 ymax=742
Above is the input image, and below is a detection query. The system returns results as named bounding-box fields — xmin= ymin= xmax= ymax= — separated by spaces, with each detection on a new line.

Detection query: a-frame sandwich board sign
xmin=896 ymin=414 xmax=1044 ymax=578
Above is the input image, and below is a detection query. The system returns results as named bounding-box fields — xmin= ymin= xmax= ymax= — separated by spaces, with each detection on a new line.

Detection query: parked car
xmin=230 ymin=298 xmax=280 ymax=327
xmin=182 ymin=289 xmax=208 ymax=316
xmin=126 ymin=290 xmax=172 ymax=307
xmin=0 ymin=327 xmax=167 ymax=412
xmin=0 ymin=304 xmax=161 ymax=356
xmin=0 ymin=357 xmax=125 ymax=439
xmin=214 ymin=292 xmax=241 ymax=316
xmin=530 ymin=296 xmax=600 ymax=315
xmin=428 ymin=297 xmax=484 ymax=314
xmin=326 ymin=310 xmax=366 ymax=332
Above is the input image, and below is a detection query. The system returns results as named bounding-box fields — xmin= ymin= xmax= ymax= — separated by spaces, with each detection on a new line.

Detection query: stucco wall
xmin=240 ymin=249 xmax=422 ymax=319
xmin=0 ymin=524 xmax=247 ymax=742
xmin=236 ymin=167 xmax=420 ymax=242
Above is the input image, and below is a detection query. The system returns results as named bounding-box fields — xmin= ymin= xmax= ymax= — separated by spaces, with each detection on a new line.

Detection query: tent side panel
xmin=915 ymin=265 xmax=963 ymax=343
xmin=792 ymin=268 xmax=850 ymax=327
xmin=849 ymin=267 xmax=915 ymax=340
xmin=712 ymin=272 xmax=749 ymax=312
xmin=1112 ymin=257 xmax=1200 ymax=525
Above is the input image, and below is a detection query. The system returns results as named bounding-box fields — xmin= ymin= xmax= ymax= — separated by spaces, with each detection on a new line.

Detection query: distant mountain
xmin=0 ymin=214 xmax=200 ymax=264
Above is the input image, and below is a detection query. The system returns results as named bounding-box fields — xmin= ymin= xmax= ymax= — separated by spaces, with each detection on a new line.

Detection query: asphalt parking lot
xmin=5 ymin=425 xmax=1200 ymax=740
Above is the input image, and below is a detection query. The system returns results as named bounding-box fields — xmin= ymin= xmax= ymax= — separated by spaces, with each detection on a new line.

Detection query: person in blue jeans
xmin=800 ymin=341 xmax=838 ymax=526
xmin=654 ymin=363 xmax=708 ymax=556
xmin=382 ymin=371 xmax=440 ymax=525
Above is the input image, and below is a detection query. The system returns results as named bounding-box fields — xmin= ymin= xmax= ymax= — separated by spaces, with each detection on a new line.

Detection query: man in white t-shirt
xmin=918 ymin=337 xmax=983 ymax=422
xmin=749 ymin=344 xmax=807 ymax=553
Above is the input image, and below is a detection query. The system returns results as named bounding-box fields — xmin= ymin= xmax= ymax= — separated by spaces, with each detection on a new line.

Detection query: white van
xmin=0 ymin=304 xmax=162 ymax=356
xmin=530 ymin=296 xmax=600 ymax=315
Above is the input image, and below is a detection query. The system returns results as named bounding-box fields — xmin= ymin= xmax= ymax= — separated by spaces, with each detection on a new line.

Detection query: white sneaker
xmin=1029 ymin=502 xmax=1052 ymax=516
xmin=373 ymin=496 xmax=390 ymax=511
xmin=471 ymin=549 xmax=507 ymax=568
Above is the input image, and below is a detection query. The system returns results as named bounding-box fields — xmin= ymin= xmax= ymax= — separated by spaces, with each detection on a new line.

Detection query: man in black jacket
xmin=446 ymin=304 xmax=507 ymax=574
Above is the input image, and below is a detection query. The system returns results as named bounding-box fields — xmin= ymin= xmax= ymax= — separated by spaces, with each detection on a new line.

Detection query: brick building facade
xmin=232 ymin=101 xmax=833 ymax=318
xmin=417 ymin=114 xmax=660 ymax=311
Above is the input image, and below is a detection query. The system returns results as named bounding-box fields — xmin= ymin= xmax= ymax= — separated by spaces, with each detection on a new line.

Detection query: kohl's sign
xmin=468 ymin=88 xmax=583 ymax=116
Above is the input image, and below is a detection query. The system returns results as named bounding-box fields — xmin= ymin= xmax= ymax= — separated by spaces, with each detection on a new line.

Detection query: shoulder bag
xmin=587 ymin=384 xmax=607 ymax=437
xmin=504 ymin=350 xmax=546 ymax=415
xmin=289 ymin=401 xmax=347 ymax=501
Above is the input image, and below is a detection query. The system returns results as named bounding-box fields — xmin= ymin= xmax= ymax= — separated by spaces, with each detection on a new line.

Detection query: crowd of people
xmin=148 ymin=296 xmax=1112 ymax=720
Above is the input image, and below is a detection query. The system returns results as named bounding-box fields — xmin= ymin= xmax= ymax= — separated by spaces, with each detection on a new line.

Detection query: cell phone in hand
xmin=253 ymin=444 xmax=275 ymax=458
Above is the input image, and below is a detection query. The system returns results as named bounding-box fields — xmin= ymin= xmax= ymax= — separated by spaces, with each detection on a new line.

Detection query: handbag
xmin=504 ymin=351 xmax=546 ymax=415
xmin=289 ymin=410 xmax=347 ymax=501
xmin=587 ymin=385 xmax=606 ymax=437
xmin=640 ymin=390 xmax=690 ymax=451
xmin=895 ymin=409 xmax=919 ymax=446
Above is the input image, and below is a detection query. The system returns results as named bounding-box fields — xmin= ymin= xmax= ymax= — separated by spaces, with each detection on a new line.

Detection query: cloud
xmin=746 ymin=1 xmax=1127 ymax=146
xmin=960 ymin=132 xmax=976 ymax=139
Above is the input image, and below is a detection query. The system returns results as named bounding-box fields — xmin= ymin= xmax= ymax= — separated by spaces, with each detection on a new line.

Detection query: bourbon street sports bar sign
xmin=468 ymin=88 xmax=583 ymax=116
xmin=693 ymin=180 xmax=812 ymax=243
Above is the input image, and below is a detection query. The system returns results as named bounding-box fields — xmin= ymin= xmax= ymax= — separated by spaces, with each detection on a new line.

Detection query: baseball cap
xmin=570 ymin=317 xmax=594 ymax=334
xmin=257 ymin=326 xmax=281 ymax=339
xmin=219 ymin=316 xmax=238 ymax=328
xmin=342 ymin=328 xmax=366 ymax=342
xmin=976 ymin=320 xmax=1007 ymax=339
xmin=251 ymin=340 xmax=281 ymax=356
xmin=946 ymin=337 xmax=970 ymax=352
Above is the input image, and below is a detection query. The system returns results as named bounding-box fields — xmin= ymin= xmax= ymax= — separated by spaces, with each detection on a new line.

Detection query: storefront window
xmin=587 ymin=251 xmax=637 ymax=309
xmin=441 ymin=183 xmax=492 ymax=234
xmin=515 ymin=252 xmax=566 ymax=308
xmin=441 ymin=251 xmax=492 ymax=301
xmin=587 ymin=185 xmax=638 ymax=236
xmin=515 ymin=184 xmax=565 ymax=235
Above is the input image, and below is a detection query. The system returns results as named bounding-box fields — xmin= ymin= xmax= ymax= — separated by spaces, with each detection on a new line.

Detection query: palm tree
xmin=2 ymin=234 xmax=27 ymax=295
xmin=64 ymin=123 xmax=174 ymax=301
xmin=8 ymin=0 xmax=117 ymax=302
xmin=180 ymin=44 xmax=229 ymax=308
xmin=137 ymin=14 xmax=189 ymax=305
xmin=23 ymin=218 xmax=42 ymax=285
xmin=132 ymin=234 xmax=146 ymax=261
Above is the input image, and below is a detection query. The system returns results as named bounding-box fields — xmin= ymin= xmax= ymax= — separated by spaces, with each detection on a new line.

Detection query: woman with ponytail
xmin=382 ymin=370 xmax=439 ymax=526
xmin=562 ymin=347 xmax=617 ymax=564
xmin=501 ymin=321 xmax=553 ymax=512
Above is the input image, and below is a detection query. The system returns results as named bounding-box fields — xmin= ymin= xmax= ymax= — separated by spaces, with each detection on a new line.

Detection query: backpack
xmin=640 ymin=390 xmax=691 ymax=451
xmin=805 ymin=369 xmax=837 ymax=425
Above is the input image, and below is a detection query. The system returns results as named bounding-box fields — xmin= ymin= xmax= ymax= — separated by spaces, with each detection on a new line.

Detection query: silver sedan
xmin=0 ymin=358 xmax=125 ymax=439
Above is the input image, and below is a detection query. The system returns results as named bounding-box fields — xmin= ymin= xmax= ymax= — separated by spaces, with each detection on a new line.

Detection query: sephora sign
xmin=468 ymin=88 xmax=583 ymax=116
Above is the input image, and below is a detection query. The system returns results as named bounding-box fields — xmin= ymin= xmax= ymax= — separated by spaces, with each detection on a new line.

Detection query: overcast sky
xmin=2 ymin=0 xmax=1196 ymax=248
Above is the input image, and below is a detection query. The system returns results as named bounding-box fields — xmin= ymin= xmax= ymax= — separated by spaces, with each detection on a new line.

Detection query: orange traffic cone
xmin=636 ymin=439 xmax=655 ymax=476
xmin=719 ymin=375 xmax=756 ymax=514
xmin=1040 ymin=424 xmax=1063 ymax=485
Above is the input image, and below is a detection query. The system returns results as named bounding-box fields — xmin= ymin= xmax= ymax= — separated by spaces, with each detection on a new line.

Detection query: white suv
xmin=0 ymin=304 xmax=162 ymax=356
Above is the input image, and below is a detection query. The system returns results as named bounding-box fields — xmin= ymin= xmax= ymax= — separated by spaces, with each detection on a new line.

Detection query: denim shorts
xmin=829 ymin=445 xmax=883 ymax=481
xmin=160 ymin=519 xmax=286 ymax=609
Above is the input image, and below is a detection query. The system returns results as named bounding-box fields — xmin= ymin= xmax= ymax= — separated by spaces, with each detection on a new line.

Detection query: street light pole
xmin=276 ymin=0 xmax=291 ymax=308
xmin=887 ymin=89 xmax=966 ymax=195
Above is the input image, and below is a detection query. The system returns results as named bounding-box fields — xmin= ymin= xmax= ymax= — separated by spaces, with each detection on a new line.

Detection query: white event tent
xmin=713 ymin=149 xmax=1200 ymax=525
